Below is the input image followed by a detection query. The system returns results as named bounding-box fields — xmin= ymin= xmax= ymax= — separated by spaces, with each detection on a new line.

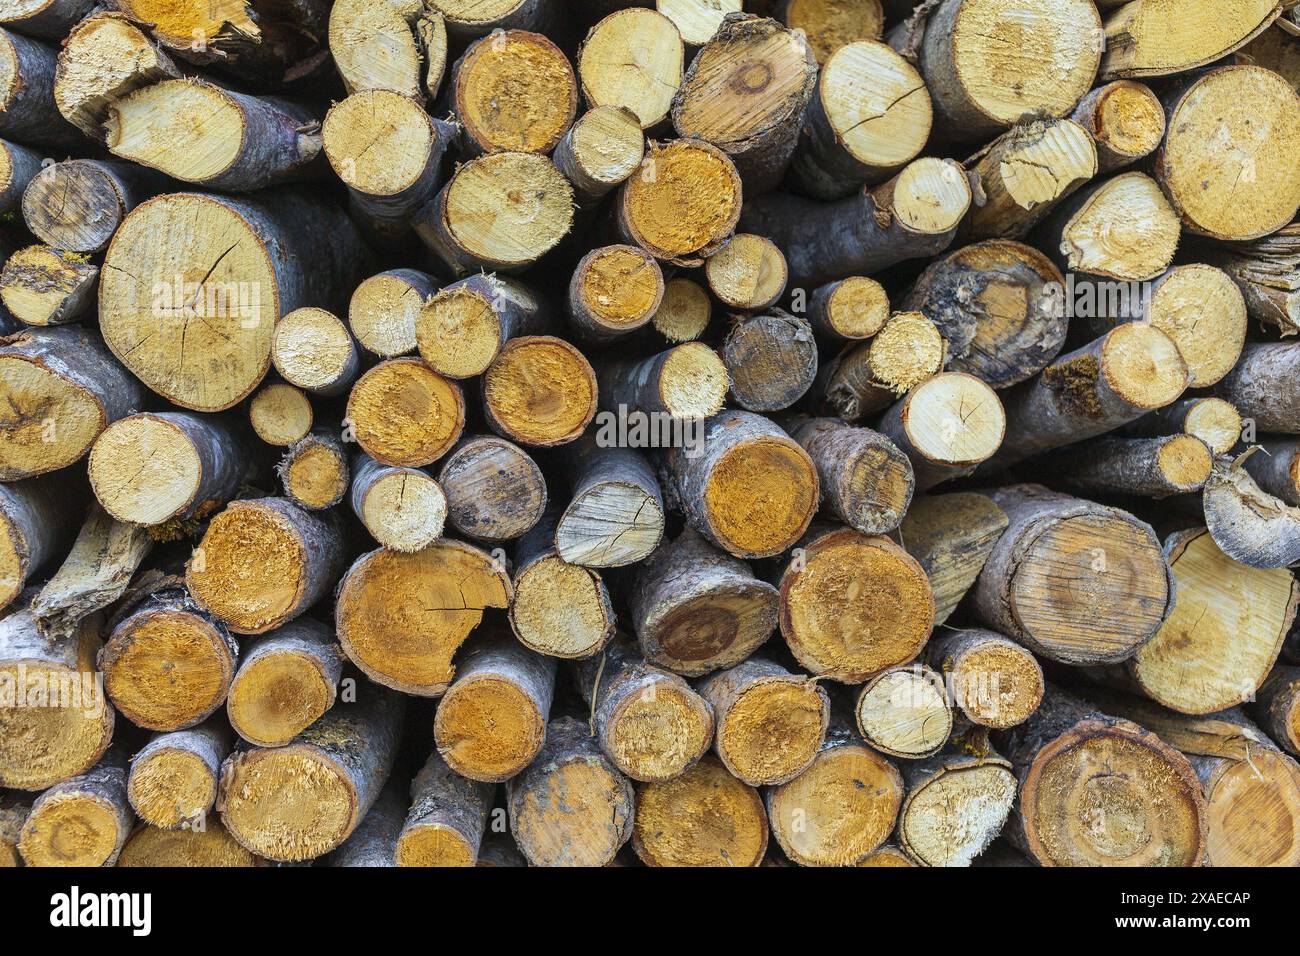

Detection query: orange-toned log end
xmin=335 ymin=542 xmax=512 ymax=696
xmin=768 ymin=743 xmax=903 ymax=866
xmin=1020 ymin=719 xmax=1206 ymax=867
xmin=483 ymin=336 xmax=597 ymax=447
xmin=619 ymin=139 xmax=742 ymax=263
xmin=779 ymin=528 xmax=934 ymax=682
xmin=347 ymin=359 xmax=465 ymax=467
xmin=702 ymin=437 xmax=819 ymax=559
xmin=101 ymin=602 xmax=234 ymax=732
xmin=633 ymin=756 xmax=768 ymax=867
xmin=117 ymin=818 xmax=260 ymax=866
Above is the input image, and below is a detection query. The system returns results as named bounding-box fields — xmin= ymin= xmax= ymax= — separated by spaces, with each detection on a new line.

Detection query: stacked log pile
xmin=4 ymin=0 xmax=1300 ymax=869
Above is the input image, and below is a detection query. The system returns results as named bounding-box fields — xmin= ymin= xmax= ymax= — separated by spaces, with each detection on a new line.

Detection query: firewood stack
xmin=4 ymin=0 xmax=1300 ymax=870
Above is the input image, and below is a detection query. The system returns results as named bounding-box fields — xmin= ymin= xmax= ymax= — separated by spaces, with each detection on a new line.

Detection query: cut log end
xmin=455 ymin=30 xmax=576 ymax=154
xmin=21 ymin=160 xmax=135 ymax=253
xmin=932 ymin=631 xmax=1044 ymax=729
xmin=1202 ymin=746 xmax=1300 ymax=868
xmin=227 ymin=655 xmax=336 ymax=748
xmin=768 ymin=742 xmax=902 ymax=866
xmin=890 ymin=156 xmax=971 ymax=234
xmin=335 ymin=542 xmax=512 ymax=696
xmin=702 ymin=436 xmax=818 ymax=559
xmin=571 ymin=244 xmax=664 ymax=339
xmin=1055 ymin=172 xmax=1181 ymax=281
xmin=511 ymin=555 xmax=613 ymax=658
xmin=579 ymin=8 xmax=684 ymax=129
xmin=127 ymin=748 xmax=217 ymax=829
xmin=186 ymin=499 xmax=339 ymax=636
xmin=102 ymin=604 xmax=234 ymax=732
xmin=781 ymin=529 xmax=934 ymax=682
xmin=435 ymin=674 xmax=547 ymax=782
xmin=0 ymin=245 xmax=97 ymax=327
xmin=348 ymin=359 xmax=465 ymax=467
xmin=117 ymin=818 xmax=258 ymax=866
xmin=554 ymin=104 xmax=644 ymax=198
xmin=1144 ymin=265 xmax=1247 ymax=388
xmin=249 ymin=383 xmax=313 ymax=447
xmin=1184 ymin=398 xmax=1242 ymax=457
xmin=620 ymin=139 xmax=742 ymax=262
xmin=87 ymin=415 xmax=207 ymax=526
xmin=783 ymin=0 xmax=884 ymax=63
xmin=1159 ymin=66 xmax=1300 ymax=241
xmin=280 ymin=435 xmax=350 ymax=511
xmin=355 ymin=466 xmax=447 ymax=552
xmin=19 ymin=780 xmax=130 ymax=866
xmin=483 ymin=336 xmax=597 ymax=447
xmin=815 ymin=276 xmax=889 ymax=339
xmin=709 ymin=671 xmax=829 ymax=786
xmin=601 ymin=674 xmax=714 ymax=782
xmin=1075 ymin=80 xmax=1165 ymax=169
xmin=439 ymin=436 xmax=546 ymax=541
xmin=1097 ymin=320 xmax=1189 ymax=410
xmin=1019 ymin=719 xmax=1206 ymax=866
xmin=348 ymin=270 xmax=432 ymax=359
xmin=272 ymin=308 xmax=358 ymax=395
xmin=888 ymin=372 xmax=1006 ymax=485
xmin=855 ymin=665 xmax=953 ymax=758
xmin=633 ymin=755 xmax=767 ymax=867
xmin=657 ymin=0 xmax=743 ymax=45
xmin=652 ymin=277 xmax=712 ymax=343
xmin=899 ymin=754 xmax=1017 ymax=867
xmin=706 ymin=234 xmax=788 ymax=311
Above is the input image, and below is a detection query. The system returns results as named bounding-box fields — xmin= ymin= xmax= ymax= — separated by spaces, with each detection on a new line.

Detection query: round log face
xmin=455 ymin=31 xmax=576 ymax=154
xmin=632 ymin=756 xmax=767 ymax=867
xmin=100 ymin=194 xmax=278 ymax=412
xmin=273 ymin=309 xmax=355 ymax=392
xmin=228 ymin=654 xmax=334 ymax=747
xmin=1023 ymin=721 xmax=1205 ymax=867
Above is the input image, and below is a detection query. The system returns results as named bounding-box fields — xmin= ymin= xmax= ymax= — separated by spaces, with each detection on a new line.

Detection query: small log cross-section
xmin=926 ymin=630 xmax=1044 ymax=729
xmin=88 ymin=412 xmax=245 ymax=526
xmin=414 ymin=151 xmax=574 ymax=276
xmin=1069 ymin=80 xmax=1165 ymax=173
xmin=451 ymin=29 xmax=577 ymax=156
xmin=417 ymin=274 xmax=546 ymax=380
xmin=878 ymin=372 xmax=1006 ymax=491
xmin=630 ymin=528 xmax=779 ymax=677
xmin=700 ymin=657 xmax=830 ymax=786
xmin=510 ymin=511 xmax=615 ymax=660
xmin=482 ymin=335 xmax=597 ymax=448
xmin=226 ymin=618 xmax=344 ymax=748
xmin=507 ymin=716 xmax=634 ymax=867
xmin=577 ymin=8 xmax=685 ymax=130
xmin=349 ymin=269 xmax=438 ymax=360
xmin=779 ymin=525 xmax=934 ymax=683
xmin=127 ymin=720 xmax=232 ymax=829
xmin=1154 ymin=66 xmax=1300 ymax=241
xmin=577 ymin=634 xmax=715 ymax=782
xmin=433 ymin=629 xmax=557 ymax=782
xmin=632 ymin=755 xmax=768 ymax=867
xmin=100 ymin=586 xmax=237 ymax=733
xmin=347 ymin=358 xmax=465 ymax=468
xmin=994 ymin=685 xmax=1207 ymax=867
xmin=766 ymin=714 xmax=904 ymax=866
xmin=568 ymin=244 xmax=664 ymax=343
xmin=350 ymin=455 xmax=447 ymax=553
xmin=670 ymin=14 xmax=818 ymax=193
xmin=722 ymin=310 xmax=817 ymax=412
xmin=854 ymin=664 xmax=953 ymax=759
xmin=335 ymin=541 xmax=512 ymax=696
xmin=893 ymin=0 xmax=1103 ymax=144
xmin=0 ymin=325 xmax=145 ymax=481
xmin=218 ymin=682 xmax=404 ymax=863
xmin=617 ymin=138 xmax=743 ymax=265
xmin=785 ymin=416 xmax=914 ymax=535
xmin=896 ymin=747 xmax=1018 ymax=867
xmin=187 ymin=498 xmax=344 ymax=636
xmin=272 ymin=308 xmax=360 ymax=397
xmin=395 ymin=751 xmax=494 ymax=867
xmin=438 ymin=436 xmax=547 ymax=542
xmin=0 ymin=598 xmax=114 ymax=790
xmin=665 ymin=409 xmax=818 ymax=559
xmin=970 ymin=485 xmax=1174 ymax=666
xmin=18 ymin=753 xmax=132 ymax=867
